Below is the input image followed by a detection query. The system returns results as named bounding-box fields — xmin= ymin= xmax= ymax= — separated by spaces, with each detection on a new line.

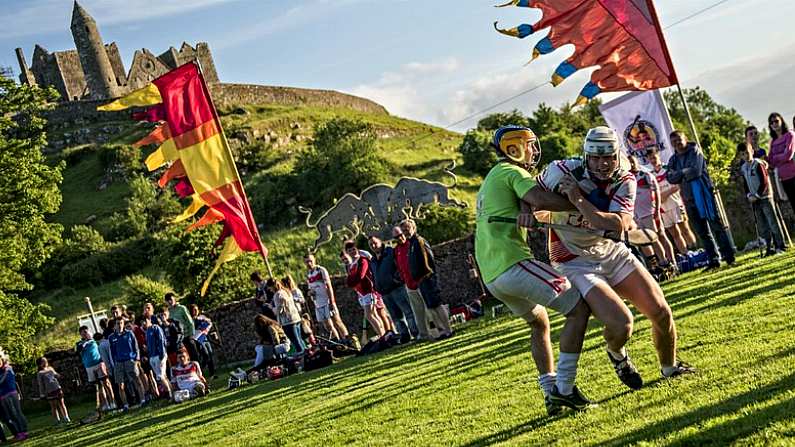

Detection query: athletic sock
xmin=556 ymin=352 xmax=580 ymax=395
xmin=607 ymin=347 xmax=627 ymax=361
xmin=538 ymin=372 xmax=557 ymax=397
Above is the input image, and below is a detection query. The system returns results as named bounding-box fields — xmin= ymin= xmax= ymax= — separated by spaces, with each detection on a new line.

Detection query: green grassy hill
xmin=33 ymin=102 xmax=473 ymax=351
xmin=21 ymin=251 xmax=795 ymax=446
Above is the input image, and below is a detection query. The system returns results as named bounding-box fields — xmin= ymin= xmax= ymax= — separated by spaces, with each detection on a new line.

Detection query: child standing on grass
xmin=0 ymin=349 xmax=27 ymax=441
xmin=36 ymin=357 xmax=70 ymax=424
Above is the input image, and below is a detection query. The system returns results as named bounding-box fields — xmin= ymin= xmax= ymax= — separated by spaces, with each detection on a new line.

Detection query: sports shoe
xmin=544 ymin=395 xmax=563 ymax=416
xmin=662 ymin=361 xmax=696 ymax=378
xmin=549 ymin=385 xmax=595 ymax=411
xmin=607 ymin=351 xmax=643 ymax=390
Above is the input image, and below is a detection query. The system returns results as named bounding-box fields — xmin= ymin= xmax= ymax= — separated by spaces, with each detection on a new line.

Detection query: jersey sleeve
xmin=506 ymin=165 xmax=537 ymax=198
xmin=536 ymin=160 xmax=577 ymax=192
xmin=610 ymin=173 xmax=637 ymax=214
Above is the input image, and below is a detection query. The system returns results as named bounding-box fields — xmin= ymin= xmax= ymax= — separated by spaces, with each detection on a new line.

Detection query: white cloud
xmin=347 ymin=57 xmax=462 ymax=122
xmin=0 ymin=0 xmax=240 ymax=39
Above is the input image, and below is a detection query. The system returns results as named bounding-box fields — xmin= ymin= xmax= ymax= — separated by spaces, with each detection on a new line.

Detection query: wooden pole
xmin=676 ymin=84 xmax=702 ymax=148
xmin=193 ymin=59 xmax=273 ymax=277
xmin=84 ymin=296 xmax=99 ymax=334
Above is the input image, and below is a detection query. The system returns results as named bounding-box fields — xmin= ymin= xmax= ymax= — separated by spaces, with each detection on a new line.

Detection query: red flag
xmin=495 ymin=0 xmax=678 ymax=104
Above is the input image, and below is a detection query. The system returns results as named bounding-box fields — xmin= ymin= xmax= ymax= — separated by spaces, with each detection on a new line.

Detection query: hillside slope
xmin=35 ymin=101 xmax=472 ymax=350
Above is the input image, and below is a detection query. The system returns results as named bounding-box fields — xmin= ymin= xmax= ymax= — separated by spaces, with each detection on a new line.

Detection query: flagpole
xmin=192 ymin=60 xmax=275 ymax=279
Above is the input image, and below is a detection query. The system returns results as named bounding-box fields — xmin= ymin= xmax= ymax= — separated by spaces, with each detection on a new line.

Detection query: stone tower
xmin=70 ymin=1 xmax=120 ymax=99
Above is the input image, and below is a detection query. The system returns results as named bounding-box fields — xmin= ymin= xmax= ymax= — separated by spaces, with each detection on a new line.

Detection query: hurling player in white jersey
xmin=537 ymin=126 xmax=694 ymax=382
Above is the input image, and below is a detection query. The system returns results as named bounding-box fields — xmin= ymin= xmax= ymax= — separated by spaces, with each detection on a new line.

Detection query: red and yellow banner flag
xmin=99 ymin=62 xmax=267 ymax=295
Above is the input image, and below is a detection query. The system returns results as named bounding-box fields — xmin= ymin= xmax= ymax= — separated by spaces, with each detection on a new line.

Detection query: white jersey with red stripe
xmin=633 ymin=169 xmax=659 ymax=220
xmin=536 ymin=158 xmax=636 ymax=263
xmin=653 ymin=165 xmax=683 ymax=214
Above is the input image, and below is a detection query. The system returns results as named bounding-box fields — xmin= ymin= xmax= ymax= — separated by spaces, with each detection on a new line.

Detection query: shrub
xmin=153 ymin=225 xmax=259 ymax=308
xmin=538 ymin=131 xmax=581 ymax=168
xmin=57 ymin=237 xmax=153 ymax=288
xmin=98 ymin=144 xmax=144 ymax=176
xmin=415 ymin=204 xmax=473 ymax=245
xmin=38 ymin=225 xmax=108 ymax=288
xmin=457 ymin=129 xmax=495 ymax=177
xmin=294 ymin=118 xmax=391 ymax=209
xmin=122 ymin=274 xmax=173 ymax=313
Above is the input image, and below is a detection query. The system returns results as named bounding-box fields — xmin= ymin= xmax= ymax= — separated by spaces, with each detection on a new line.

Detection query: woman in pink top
xmin=767 ymin=112 xmax=795 ymax=209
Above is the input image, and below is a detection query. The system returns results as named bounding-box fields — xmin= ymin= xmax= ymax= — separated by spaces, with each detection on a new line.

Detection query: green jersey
xmin=475 ymin=162 xmax=536 ymax=283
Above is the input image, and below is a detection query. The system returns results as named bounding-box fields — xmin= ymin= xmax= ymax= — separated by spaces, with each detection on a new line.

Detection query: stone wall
xmin=209 ymin=84 xmax=388 ymax=115
xmin=22 ymin=235 xmax=484 ymax=398
xmin=43 ymin=82 xmax=388 ymax=136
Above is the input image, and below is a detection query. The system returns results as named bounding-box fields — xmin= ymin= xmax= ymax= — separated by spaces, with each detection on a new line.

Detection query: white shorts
xmin=636 ymin=214 xmax=660 ymax=232
xmin=661 ymin=206 xmax=683 ymax=228
xmin=149 ymin=355 xmax=167 ymax=381
xmin=555 ymin=243 xmax=643 ymax=297
xmin=485 ymin=260 xmax=581 ymax=319
xmin=315 ymin=303 xmax=336 ymax=322
xmin=358 ymin=293 xmax=376 ymax=307
xmin=85 ymin=362 xmax=108 ymax=383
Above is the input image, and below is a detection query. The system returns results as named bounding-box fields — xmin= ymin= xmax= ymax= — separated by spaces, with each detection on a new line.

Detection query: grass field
xmin=19 ymin=250 xmax=795 ymax=446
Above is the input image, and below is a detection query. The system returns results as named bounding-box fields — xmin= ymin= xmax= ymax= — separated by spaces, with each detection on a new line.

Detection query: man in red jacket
xmin=343 ymin=241 xmax=387 ymax=338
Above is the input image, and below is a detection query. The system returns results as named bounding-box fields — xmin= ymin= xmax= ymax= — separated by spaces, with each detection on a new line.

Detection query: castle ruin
xmin=15 ymin=1 xmax=219 ymax=102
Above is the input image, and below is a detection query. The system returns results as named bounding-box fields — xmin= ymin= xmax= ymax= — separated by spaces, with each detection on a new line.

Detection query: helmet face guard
xmin=493 ymin=126 xmax=541 ymax=171
xmin=583 ymin=126 xmax=621 ymax=180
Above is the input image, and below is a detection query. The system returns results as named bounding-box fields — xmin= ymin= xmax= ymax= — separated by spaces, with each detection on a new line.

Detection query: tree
xmin=294 ymin=118 xmax=391 ymax=208
xmin=0 ymin=75 xmax=61 ymax=367
xmin=476 ymin=109 xmax=531 ymax=131
xmin=664 ymin=87 xmax=748 ymax=188
xmin=458 ymin=129 xmax=495 ymax=176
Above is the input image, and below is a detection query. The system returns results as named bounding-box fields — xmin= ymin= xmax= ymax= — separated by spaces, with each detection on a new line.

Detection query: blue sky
xmin=1 ymin=0 xmax=794 ymax=131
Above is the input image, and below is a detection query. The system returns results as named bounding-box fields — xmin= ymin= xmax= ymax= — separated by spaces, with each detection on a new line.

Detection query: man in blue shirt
xmin=108 ymin=318 xmax=147 ymax=410
xmin=76 ymin=326 xmax=115 ymax=412
xmin=666 ymin=130 xmax=736 ymax=269
xmin=143 ymin=317 xmax=171 ymax=400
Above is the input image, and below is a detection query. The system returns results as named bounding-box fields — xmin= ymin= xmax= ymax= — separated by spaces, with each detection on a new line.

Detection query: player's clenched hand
xmin=516 ymin=212 xmax=536 ymax=230
xmin=558 ymin=174 xmax=583 ymax=203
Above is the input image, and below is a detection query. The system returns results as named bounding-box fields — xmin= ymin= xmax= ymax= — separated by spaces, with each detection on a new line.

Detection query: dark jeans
xmin=183 ymin=336 xmax=201 ymax=365
xmin=0 ymin=394 xmax=27 ymax=435
xmin=198 ymin=340 xmax=216 ymax=376
xmin=685 ymin=203 xmax=735 ymax=264
xmin=282 ymin=323 xmax=306 ymax=354
xmin=780 ymin=176 xmax=795 ymax=209
xmin=418 ymin=274 xmax=443 ymax=308
xmin=753 ymin=198 xmax=785 ymax=250
xmin=381 ymin=287 xmax=418 ymax=338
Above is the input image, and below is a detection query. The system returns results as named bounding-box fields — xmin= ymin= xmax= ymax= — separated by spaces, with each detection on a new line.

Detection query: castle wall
xmin=126 ymin=49 xmax=171 ymax=90
xmin=53 ymin=50 xmax=86 ymax=101
xmin=105 ymin=43 xmax=127 ymax=88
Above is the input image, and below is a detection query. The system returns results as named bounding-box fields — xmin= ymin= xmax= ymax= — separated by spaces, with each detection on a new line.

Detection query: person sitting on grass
xmin=247 ymin=315 xmax=291 ymax=374
xmin=36 ymin=357 xmax=70 ymax=425
xmin=77 ymin=326 xmax=115 ymax=412
xmin=170 ymin=350 xmax=208 ymax=399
